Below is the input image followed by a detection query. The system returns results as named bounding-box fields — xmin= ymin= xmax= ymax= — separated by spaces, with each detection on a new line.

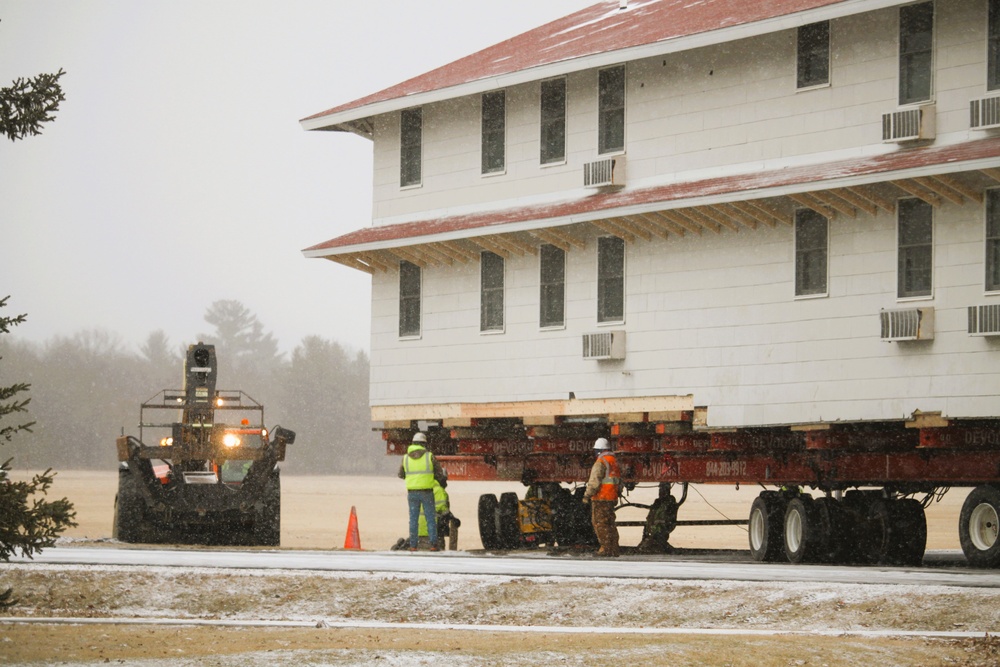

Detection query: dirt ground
xmin=2 ymin=470 xmax=993 ymax=666
xmin=16 ymin=469 xmax=973 ymax=552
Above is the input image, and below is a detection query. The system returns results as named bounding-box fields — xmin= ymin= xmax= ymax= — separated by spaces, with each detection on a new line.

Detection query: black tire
xmin=889 ymin=498 xmax=926 ymax=566
xmin=960 ymin=485 xmax=1000 ymax=568
xmin=497 ymin=492 xmax=520 ymax=550
xmin=813 ymin=497 xmax=849 ymax=564
xmin=748 ymin=492 xmax=785 ymax=562
xmin=112 ymin=467 xmax=143 ymax=543
xmin=783 ymin=496 xmax=824 ymax=564
xmin=252 ymin=469 xmax=281 ymax=547
xmin=551 ymin=487 xmax=576 ymax=547
xmin=478 ymin=494 xmax=500 ymax=550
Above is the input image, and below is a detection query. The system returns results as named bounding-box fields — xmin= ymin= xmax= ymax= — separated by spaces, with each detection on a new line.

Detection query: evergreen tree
xmin=0 ymin=297 xmax=76 ymax=606
xmin=0 ymin=63 xmax=65 ymax=141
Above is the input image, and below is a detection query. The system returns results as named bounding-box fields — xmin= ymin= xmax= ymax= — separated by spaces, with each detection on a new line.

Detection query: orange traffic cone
xmin=344 ymin=506 xmax=361 ymax=550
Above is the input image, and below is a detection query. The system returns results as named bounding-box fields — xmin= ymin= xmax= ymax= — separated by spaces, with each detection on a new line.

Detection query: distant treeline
xmin=0 ymin=300 xmax=394 ymax=476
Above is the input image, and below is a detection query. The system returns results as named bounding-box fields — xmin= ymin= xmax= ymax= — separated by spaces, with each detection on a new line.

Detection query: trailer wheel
xmin=748 ymin=492 xmax=785 ymax=562
xmin=813 ymin=497 xmax=848 ymax=564
xmin=478 ymin=494 xmax=500 ymax=550
xmin=252 ymin=469 xmax=281 ymax=547
xmin=497 ymin=492 xmax=520 ymax=550
xmin=551 ymin=487 xmax=576 ymax=547
xmin=960 ymin=485 xmax=1000 ymax=568
xmin=784 ymin=496 xmax=823 ymax=564
xmin=112 ymin=467 xmax=143 ymax=543
xmin=888 ymin=498 xmax=926 ymax=566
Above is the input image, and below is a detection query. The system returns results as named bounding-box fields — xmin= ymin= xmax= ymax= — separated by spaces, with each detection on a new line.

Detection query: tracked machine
xmin=112 ymin=343 xmax=295 ymax=546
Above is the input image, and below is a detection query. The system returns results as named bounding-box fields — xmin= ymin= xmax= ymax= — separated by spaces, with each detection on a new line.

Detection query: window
xmin=990 ymin=0 xmax=1000 ymax=90
xmin=400 ymin=108 xmax=422 ymax=187
xmin=597 ymin=236 xmax=625 ymax=323
xmin=899 ymin=2 xmax=934 ymax=105
xmin=987 ymin=189 xmax=1000 ymax=291
xmin=481 ymin=91 xmax=506 ymax=174
xmin=598 ymin=65 xmax=625 ymax=155
xmin=398 ymin=261 xmax=421 ymax=337
xmin=897 ymin=198 xmax=933 ymax=298
xmin=539 ymin=244 xmax=566 ymax=328
xmin=480 ymin=251 xmax=504 ymax=331
xmin=797 ymin=21 xmax=830 ymax=88
xmin=540 ymin=78 xmax=566 ymax=164
xmin=795 ymin=209 xmax=829 ymax=296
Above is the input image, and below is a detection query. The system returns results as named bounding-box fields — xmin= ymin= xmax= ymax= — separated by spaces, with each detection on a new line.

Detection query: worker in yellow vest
xmin=582 ymin=437 xmax=622 ymax=557
xmin=418 ymin=479 xmax=451 ymax=549
xmin=398 ymin=432 xmax=447 ymax=552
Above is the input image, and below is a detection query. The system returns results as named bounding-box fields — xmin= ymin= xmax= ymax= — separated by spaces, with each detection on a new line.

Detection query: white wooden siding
xmin=363 ymin=0 xmax=1000 ymax=427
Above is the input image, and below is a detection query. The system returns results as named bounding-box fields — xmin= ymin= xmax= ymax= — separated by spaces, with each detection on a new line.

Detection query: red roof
xmin=303 ymin=0 xmax=861 ymax=126
xmin=304 ymin=138 xmax=1000 ymax=255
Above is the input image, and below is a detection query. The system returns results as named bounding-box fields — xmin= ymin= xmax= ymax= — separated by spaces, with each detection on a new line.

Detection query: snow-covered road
xmin=12 ymin=545 xmax=1000 ymax=588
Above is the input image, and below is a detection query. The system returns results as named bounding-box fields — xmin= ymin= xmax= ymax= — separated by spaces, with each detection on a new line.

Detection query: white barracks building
xmin=302 ymin=1 xmax=1000 ymax=565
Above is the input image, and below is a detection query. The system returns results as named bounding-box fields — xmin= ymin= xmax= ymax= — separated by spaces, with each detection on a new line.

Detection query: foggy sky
xmin=1 ymin=0 xmax=592 ymax=355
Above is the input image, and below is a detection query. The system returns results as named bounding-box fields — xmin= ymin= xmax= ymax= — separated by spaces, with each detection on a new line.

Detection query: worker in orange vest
xmin=582 ymin=437 xmax=622 ymax=557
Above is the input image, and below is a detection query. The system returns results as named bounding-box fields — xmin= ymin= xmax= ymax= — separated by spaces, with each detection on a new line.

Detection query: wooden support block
xmin=609 ymin=412 xmax=646 ymax=424
xmin=906 ymin=411 xmax=950 ymax=429
xmin=442 ymin=418 xmax=473 ymax=428
xmin=648 ymin=411 xmax=687 ymax=423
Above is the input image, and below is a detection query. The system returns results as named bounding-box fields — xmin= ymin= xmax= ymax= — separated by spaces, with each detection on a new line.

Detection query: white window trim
xmin=795 ymin=21 xmax=832 ymax=91
xmin=480 ymin=251 xmax=506 ymax=334
xmin=481 ymin=90 xmax=507 ymax=177
xmin=897 ymin=1 xmax=937 ymax=107
xmin=539 ymin=243 xmax=567 ymax=331
xmin=398 ymin=261 xmax=423 ymax=341
xmin=597 ymin=64 xmax=627 ymax=157
xmin=596 ymin=235 xmax=626 ymax=326
xmin=793 ymin=208 xmax=830 ymax=300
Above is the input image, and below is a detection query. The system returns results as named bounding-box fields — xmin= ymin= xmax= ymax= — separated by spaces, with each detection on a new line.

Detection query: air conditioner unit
xmin=970 ymin=96 xmax=1000 ymax=130
xmin=881 ymin=105 xmax=935 ymax=142
xmin=582 ymin=331 xmax=625 ymax=360
xmin=968 ymin=304 xmax=1000 ymax=336
xmin=880 ymin=307 xmax=934 ymax=341
xmin=583 ymin=156 xmax=626 ymax=188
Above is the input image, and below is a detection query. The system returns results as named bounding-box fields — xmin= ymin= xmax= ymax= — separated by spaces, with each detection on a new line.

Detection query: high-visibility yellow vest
xmin=403 ymin=445 xmax=435 ymax=490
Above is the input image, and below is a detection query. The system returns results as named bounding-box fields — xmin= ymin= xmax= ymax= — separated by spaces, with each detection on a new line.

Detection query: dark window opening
xmin=399 ymin=261 xmax=421 ymax=337
xmin=797 ymin=21 xmax=830 ymax=88
xmin=480 ymin=251 xmax=505 ymax=331
xmin=540 ymin=244 xmax=566 ymax=328
xmin=540 ymin=78 xmax=566 ymax=164
xmin=482 ymin=91 xmax=506 ymax=174
xmin=598 ymin=66 xmax=625 ymax=155
xmin=597 ymin=236 xmax=625 ymax=323
xmin=898 ymin=198 xmax=933 ymax=298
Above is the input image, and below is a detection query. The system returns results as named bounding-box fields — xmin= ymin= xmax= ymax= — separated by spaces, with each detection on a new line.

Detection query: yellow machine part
xmin=517 ymin=498 xmax=553 ymax=535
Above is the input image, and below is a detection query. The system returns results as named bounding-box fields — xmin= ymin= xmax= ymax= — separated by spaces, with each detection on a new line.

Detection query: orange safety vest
xmin=593 ymin=453 xmax=621 ymax=501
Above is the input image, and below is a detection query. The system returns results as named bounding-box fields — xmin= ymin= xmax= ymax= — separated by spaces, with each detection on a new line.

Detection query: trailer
xmin=377 ymin=400 xmax=1000 ymax=567
xmin=112 ymin=343 xmax=295 ymax=546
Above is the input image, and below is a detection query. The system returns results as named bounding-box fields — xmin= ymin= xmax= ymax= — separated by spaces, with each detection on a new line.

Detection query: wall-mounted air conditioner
xmin=583 ymin=156 xmax=626 ymax=188
xmin=970 ymin=96 xmax=1000 ymax=130
xmin=968 ymin=304 xmax=1000 ymax=336
xmin=582 ymin=330 xmax=625 ymax=360
xmin=881 ymin=105 xmax=935 ymax=142
xmin=880 ymin=307 xmax=934 ymax=341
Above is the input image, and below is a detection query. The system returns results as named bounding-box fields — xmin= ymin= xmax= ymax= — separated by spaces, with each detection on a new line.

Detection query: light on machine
xmin=159 ymin=437 xmax=173 ymax=447
xmin=222 ymin=433 xmax=241 ymax=448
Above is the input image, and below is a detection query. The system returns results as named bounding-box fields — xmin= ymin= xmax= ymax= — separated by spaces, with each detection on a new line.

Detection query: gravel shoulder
xmin=3 ymin=562 xmax=1000 ymax=666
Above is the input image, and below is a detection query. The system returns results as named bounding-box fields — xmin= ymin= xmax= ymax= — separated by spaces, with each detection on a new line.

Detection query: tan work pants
xmin=591 ymin=499 xmax=620 ymax=556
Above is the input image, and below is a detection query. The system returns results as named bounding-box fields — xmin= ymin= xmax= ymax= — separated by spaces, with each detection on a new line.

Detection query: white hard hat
xmin=412 ymin=432 xmax=427 ymax=443
xmin=593 ymin=437 xmax=611 ymax=450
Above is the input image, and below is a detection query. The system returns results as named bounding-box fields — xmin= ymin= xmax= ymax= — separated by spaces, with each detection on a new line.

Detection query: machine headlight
xmin=222 ymin=433 xmax=241 ymax=448
xmin=159 ymin=437 xmax=173 ymax=447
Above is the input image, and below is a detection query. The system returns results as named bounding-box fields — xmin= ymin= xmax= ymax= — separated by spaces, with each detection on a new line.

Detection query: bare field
xmin=18 ymin=469 xmax=972 ymax=552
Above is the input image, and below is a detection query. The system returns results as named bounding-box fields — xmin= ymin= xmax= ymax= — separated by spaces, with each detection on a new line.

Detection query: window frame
xmin=399 ymin=107 xmax=422 ymax=188
xmin=480 ymin=251 xmax=505 ymax=333
xmin=539 ymin=244 xmax=566 ymax=329
xmin=897 ymin=197 xmax=934 ymax=300
xmin=597 ymin=236 xmax=625 ymax=324
xmin=598 ymin=65 xmax=626 ymax=156
xmin=481 ymin=91 xmax=506 ymax=175
xmin=898 ymin=1 xmax=935 ymax=106
xmin=796 ymin=20 xmax=831 ymax=89
xmin=540 ymin=77 xmax=567 ymax=165
xmin=986 ymin=189 xmax=1000 ymax=293
xmin=794 ymin=208 xmax=830 ymax=298
xmin=989 ymin=0 xmax=1000 ymax=91
xmin=398 ymin=260 xmax=422 ymax=339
